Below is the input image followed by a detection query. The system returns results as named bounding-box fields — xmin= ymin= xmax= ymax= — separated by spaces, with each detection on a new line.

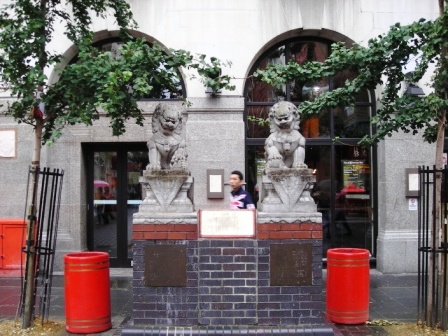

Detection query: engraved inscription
xmin=270 ymin=243 xmax=312 ymax=286
xmin=144 ymin=245 xmax=187 ymax=287
xmin=199 ymin=210 xmax=256 ymax=238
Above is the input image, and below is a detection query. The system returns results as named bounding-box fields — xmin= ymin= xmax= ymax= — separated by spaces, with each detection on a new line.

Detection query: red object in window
xmin=326 ymin=248 xmax=370 ymax=324
xmin=64 ymin=252 xmax=111 ymax=334
xmin=341 ymin=183 xmax=365 ymax=193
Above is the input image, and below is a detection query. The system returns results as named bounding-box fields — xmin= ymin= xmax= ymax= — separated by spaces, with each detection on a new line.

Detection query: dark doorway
xmin=84 ymin=143 xmax=148 ymax=267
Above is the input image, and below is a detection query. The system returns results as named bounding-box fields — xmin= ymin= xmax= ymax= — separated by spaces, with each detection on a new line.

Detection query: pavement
xmin=0 ymin=269 xmax=418 ymax=336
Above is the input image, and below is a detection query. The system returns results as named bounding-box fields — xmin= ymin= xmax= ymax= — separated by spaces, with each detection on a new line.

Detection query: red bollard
xmin=326 ymin=248 xmax=370 ymax=324
xmin=64 ymin=252 xmax=111 ymax=334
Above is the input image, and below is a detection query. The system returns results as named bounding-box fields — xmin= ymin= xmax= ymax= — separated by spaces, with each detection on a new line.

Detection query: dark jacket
xmin=230 ymin=187 xmax=255 ymax=209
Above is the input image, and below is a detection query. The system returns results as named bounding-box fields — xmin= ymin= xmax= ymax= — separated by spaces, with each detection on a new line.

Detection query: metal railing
xmin=17 ymin=167 xmax=64 ymax=323
xmin=418 ymin=166 xmax=448 ymax=329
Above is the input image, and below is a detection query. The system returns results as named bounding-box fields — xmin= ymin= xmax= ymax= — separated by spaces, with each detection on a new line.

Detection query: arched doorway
xmin=70 ymin=35 xmax=187 ymax=267
xmin=244 ymin=38 xmax=377 ymax=259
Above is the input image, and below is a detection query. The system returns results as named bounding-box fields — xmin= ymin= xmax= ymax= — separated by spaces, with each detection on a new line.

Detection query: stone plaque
xmin=270 ymin=243 xmax=312 ymax=286
xmin=0 ymin=129 xmax=16 ymax=158
xmin=144 ymin=245 xmax=187 ymax=287
xmin=199 ymin=210 xmax=256 ymax=238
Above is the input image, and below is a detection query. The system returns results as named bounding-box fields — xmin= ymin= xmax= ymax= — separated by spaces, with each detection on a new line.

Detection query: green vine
xmin=247 ymin=115 xmax=270 ymax=126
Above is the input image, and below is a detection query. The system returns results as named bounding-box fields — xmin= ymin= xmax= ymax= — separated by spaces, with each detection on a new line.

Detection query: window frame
xmin=243 ymin=36 xmax=378 ymax=260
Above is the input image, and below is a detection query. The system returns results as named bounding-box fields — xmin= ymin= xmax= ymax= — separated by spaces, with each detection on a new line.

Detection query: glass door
xmin=246 ymin=142 xmax=374 ymax=259
xmin=85 ymin=143 xmax=148 ymax=267
xmin=93 ymin=151 xmax=118 ymax=260
xmin=126 ymin=151 xmax=148 ymax=259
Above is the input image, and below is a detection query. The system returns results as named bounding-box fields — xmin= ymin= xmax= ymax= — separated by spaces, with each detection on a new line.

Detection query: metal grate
xmin=17 ymin=167 xmax=64 ymax=324
xmin=418 ymin=166 xmax=448 ymax=329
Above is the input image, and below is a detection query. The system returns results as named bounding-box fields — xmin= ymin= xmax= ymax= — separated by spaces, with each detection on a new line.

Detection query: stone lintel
xmin=265 ymin=167 xmax=314 ymax=177
xmin=137 ymin=203 xmax=194 ymax=213
xmin=257 ymin=211 xmax=322 ymax=224
xmin=142 ymin=168 xmax=190 ymax=177
xmin=133 ymin=212 xmax=198 ymax=224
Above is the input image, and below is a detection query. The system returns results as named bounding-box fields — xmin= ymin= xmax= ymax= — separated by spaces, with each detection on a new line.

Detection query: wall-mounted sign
xmin=0 ymin=129 xmax=17 ymax=158
xmin=207 ymin=169 xmax=224 ymax=199
xmin=270 ymin=243 xmax=313 ymax=286
xmin=405 ymin=168 xmax=419 ymax=197
xmin=144 ymin=245 xmax=187 ymax=287
xmin=198 ymin=210 xmax=256 ymax=238
xmin=408 ymin=198 xmax=418 ymax=211
xmin=342 ymin=160 xmax=369 ymax=193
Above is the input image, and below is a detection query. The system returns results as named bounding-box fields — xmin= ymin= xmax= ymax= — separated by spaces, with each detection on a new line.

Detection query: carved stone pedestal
xmin=138 ymin=169 xmax=194 ymax=213
xmin=257 ymin=168 xmax=317 ymax=213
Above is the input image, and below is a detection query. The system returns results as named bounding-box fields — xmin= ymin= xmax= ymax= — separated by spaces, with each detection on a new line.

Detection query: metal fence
xmin=18 ymin=167 xmax=64 ymax=323
xmin=418 ymin=166 xmax=448 ymax=329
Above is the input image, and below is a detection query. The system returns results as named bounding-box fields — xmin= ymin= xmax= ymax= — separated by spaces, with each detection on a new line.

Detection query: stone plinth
xmin=139 ymin=169 xmax=194 ymax=213
xmin=257 ymin=168 xmax=316 ymax=213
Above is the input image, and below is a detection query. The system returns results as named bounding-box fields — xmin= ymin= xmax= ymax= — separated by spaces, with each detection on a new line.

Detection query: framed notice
xmin=408 ymin=198 xmax=418 ymax=211
xmin=198 ymin=210 xmax=256 ymax=238
xmin=207 ymin=169 xmax=224 ymax=199
xmin=342 ymin=160 xmax=369 ymax=193
xmin=406 ymin=168 xmax=419 ymax=197
xmin=0 ymin=129 xmax=17 ymax=158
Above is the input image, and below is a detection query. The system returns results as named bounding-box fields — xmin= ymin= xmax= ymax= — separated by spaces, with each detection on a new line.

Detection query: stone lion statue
xmin=264 ymin=101 xmax=307 ymax=169
xmin=147 ymin=103 xmax=187 ymax=170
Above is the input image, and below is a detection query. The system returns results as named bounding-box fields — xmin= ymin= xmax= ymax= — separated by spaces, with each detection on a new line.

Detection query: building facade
xmin=0 ymin=0 xmax=440 ymax=273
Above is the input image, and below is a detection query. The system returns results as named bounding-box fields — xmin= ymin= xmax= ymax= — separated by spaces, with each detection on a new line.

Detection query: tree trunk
xmin=21 ymin=0 xmax=48 ymax=327
xmin=426 ymin=1 xmax=447 ymax=328
xmin=21 ymin=119 xmax=43 ymax=328
xmin=430 ymin=114 xmax=445 ymax=328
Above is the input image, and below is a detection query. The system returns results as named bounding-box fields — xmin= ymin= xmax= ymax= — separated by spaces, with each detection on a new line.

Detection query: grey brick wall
xmin=132 ymin=238 xmax=324 ymax=327
xmin=198 ymin=240 xmax=258 ymax=325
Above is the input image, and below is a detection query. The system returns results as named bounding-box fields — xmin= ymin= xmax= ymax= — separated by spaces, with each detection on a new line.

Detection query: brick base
xmin=130 ymin=221 xmax=327 ymax=330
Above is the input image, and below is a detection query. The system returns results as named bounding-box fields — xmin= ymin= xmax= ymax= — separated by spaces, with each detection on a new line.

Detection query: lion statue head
xmin=152 ymin=103 xmax=183 ymax=136
xmin=268 ymin=101 xmax=300 ymax=133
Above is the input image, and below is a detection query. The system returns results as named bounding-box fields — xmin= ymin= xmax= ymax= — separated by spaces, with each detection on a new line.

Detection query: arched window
xmin=68 ymin=37 xmax=186 ymax=100
xmin=245 ymin=38 xmax=377 ymax=258
xmin=73 ymin=37 xmax=186 ymax=267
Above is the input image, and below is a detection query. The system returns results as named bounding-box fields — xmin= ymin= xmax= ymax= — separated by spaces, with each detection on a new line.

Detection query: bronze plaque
xmin=270 ymin=243 xmax=312 ymax=286
xmin=144 ymin=245 xmax=187 ymax=287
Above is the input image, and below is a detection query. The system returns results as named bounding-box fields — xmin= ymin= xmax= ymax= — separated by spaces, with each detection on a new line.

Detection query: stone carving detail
xmin=258 ymin=170 xmax=316 ymax=213
xmin=139 ymin=170 xmax=193 ymax=213
xmin=137 ymin=103 xmax=194 ymax=214
xmin=265 ymin=101 xmax=307 ymax=169
xmin=147 ymin=103 xmax=187 ymax=170
xmin=258 ymin=101 xmax=318 ymax=214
